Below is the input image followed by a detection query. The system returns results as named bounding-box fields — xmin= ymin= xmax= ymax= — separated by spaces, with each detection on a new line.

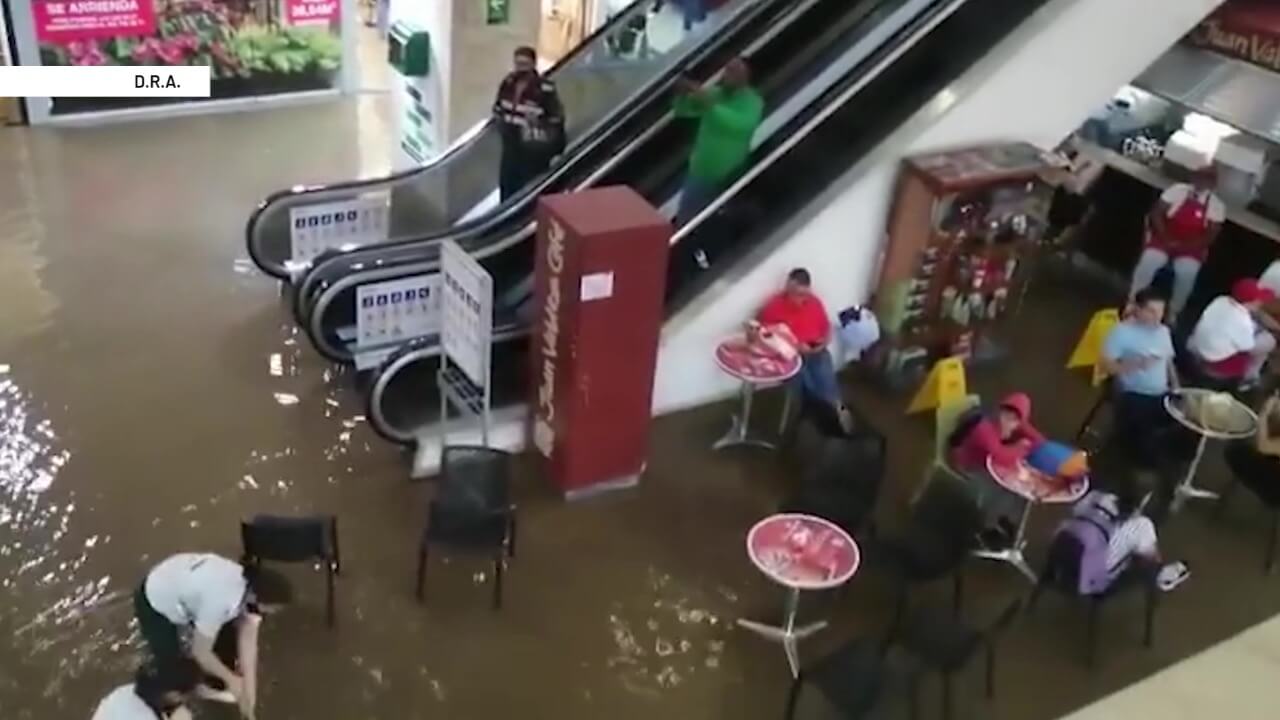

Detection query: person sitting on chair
xmin=756 ymin=268 xmax=850 ymax=426
xmin=1187 ymin=278 xmax=1276 ymax=390
xmin=1070 ymin=478 xmax=1163 ymax=591
xmin=949 ymin=393 xmax=1045 ymax=543
xmin=1128 ymin=166 xmax=1224 ymax=323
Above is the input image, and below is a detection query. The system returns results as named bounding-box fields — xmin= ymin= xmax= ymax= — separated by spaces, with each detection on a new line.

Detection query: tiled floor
xmin=2 ymin=94 xmax=1280 ymax=719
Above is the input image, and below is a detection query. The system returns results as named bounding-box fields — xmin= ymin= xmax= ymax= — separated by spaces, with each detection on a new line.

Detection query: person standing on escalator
xmin=673 ymin=56 xmax=763 ymax=269
xmin=494 ymin=46 xmax=567 ymax=202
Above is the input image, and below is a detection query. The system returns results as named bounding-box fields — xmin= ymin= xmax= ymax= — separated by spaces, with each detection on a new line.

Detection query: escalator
xmin=292 ymin=0 xmax=812 ymax=357
xmin=244 ymin=0 xmax=769 ymax=279
xmin=359 ymin=0 xmax=1057 ymax=445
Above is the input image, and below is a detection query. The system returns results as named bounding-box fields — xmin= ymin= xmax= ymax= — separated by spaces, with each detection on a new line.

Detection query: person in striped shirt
xmin=1074 ymin=483 xmax=1161 ymax=587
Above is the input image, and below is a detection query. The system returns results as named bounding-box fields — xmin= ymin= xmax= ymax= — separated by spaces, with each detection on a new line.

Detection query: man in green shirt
xmin=673 ymin=57 xmax=764 ymax=268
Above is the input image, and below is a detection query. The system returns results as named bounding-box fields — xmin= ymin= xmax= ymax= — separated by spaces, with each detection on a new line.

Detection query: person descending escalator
xmin=673 ymin=56 xmax=763 ymax=270
xmin=493 ymin=46 xmax=567 ymax=202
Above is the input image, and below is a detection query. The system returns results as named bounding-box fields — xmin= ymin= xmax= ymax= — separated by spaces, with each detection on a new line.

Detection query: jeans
xmin=792 ymin=349 xmax=842 ymax=408
xmin=679 ymin=0 xmax=707 ymax=30
xmin=675 ymin=175 xmax=720 ymax=227
xmin=1129 ymin=248 xmax=1200 ymax=320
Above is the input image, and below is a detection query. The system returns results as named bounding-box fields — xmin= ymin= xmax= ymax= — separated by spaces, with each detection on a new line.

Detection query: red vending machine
xmin=530 ymin=187 xmax=671 ymax=498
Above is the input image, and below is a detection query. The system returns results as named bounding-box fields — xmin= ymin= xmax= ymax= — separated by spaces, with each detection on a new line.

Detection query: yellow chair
xmin=913 ymin=394 xmax=982 ymax=503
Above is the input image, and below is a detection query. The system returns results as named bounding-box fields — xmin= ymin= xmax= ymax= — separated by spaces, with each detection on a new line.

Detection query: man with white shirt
xmin=91 ymin=662 xmax=198 ymax=720
xmin=133 ymin=553 xmax=290 ymax=719
xmin=1187 ymin=278 xmax=1276 ymax=388
xmin=1129 ymin=166 xmax=1225 ymax=322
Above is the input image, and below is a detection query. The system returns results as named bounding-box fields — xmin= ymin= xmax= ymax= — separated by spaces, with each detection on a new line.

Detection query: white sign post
xmin=288 ymin=193 xmax=391 ymax=266
xmin=438 ymin=239 xmax=494 ymax=445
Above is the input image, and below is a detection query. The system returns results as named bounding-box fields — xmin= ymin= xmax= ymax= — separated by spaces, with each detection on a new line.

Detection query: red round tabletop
xmin=986 ymin=457 xmax=1089 ymax=504
xmin=714 ymin=335 xmax=803 ymax=385
xmin=746 ymin=513 xmax=860 ymax=591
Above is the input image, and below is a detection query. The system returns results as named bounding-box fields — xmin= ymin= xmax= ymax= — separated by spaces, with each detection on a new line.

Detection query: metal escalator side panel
xmin=301 ymin=0 xmax=817 ymax=363
xmin=665 ymin=0 xmax=1055 ymax=314
xmin=293 ymin=0 xmax=800 ymax=324
xmin=247 ymin=0 xmax=740 ymax=280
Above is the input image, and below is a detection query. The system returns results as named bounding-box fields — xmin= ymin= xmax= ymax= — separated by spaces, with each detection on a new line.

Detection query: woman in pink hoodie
xmin=949 ymin=392 xmax=1045 ymax=543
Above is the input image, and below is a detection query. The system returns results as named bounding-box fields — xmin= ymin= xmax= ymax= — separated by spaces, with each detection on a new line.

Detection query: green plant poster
xmin=33 ymin=0 xmax=343 ymax=115
xmin=485 ymin=0 xmax=510 ymax=26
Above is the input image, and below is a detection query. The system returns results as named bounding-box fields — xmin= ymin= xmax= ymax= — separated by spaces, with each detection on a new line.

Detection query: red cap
xmin=1232 ymin=278 xmax=1275 ymax=304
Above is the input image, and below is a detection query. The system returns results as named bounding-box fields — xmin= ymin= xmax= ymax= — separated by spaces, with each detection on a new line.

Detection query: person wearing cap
xmin=949 ymin=392 xmax=1045 ymax=540
xmin=1128 ymin=166 xmax=1225 ymax=322
xmin=1187 ymin=278 xmax=1277 ymax=388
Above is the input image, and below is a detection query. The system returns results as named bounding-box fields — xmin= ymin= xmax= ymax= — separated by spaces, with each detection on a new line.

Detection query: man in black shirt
xmin=493 ymin=46 xmax=566 ymax=201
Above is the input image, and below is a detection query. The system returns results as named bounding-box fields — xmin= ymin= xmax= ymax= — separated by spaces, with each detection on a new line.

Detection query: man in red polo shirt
xmin=757 ymin=268 xmax=844 ymax=414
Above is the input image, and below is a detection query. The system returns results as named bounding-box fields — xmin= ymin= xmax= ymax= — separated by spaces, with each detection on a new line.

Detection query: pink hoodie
xmin=950 ymin=392 xmax=1045 ymax=471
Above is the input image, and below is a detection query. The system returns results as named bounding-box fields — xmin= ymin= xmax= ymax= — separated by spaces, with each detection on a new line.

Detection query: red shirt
xmin=758 ymin=291 xmax=830 ymax=346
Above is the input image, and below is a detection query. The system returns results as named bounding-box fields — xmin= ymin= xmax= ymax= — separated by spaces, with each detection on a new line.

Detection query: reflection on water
xmin=605 ymin=567 xmax=734 ymax=698
xmin=0 ymin=371 xmax=128 ymax=711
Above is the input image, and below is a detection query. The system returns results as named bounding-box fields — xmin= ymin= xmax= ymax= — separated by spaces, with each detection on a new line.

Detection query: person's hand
xmin=223 ymin=674 xmax=245 ymax=701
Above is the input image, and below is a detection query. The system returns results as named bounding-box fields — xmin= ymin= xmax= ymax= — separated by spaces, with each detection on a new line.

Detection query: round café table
xmin=1164 ymin=388 xmax=1259 ymax=510
xmin=977 ymin=457 xmax=1089 ymax=582
xmin=738 ymin=513 xmax=861 ymax=677
xmin=713 ymin=334 xmax=802 ymax=451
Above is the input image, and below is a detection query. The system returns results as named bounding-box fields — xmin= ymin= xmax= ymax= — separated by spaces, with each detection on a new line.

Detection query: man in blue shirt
xmin=1100 ymin=287 xmax=1180 ymax=468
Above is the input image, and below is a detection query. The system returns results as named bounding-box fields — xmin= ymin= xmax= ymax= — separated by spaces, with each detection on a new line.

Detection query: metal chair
xmin=1222 ymin=439 xmax=1280 ymax=573
xmin=780 ymin=420 xmax=886 ymax=541
xmin=785 ymin=636 xmax=920 ymax=720
xmin=240 ymin=514 xmax=341 ymax=627
xmin=416 ymin=446 xmax=517 ymax=610
xmin=1028 ymin=532 xmax=1157 ymax=667
xmin=913 ymin=395 xmax=982 ymax=503
xmin=894 ymin=599 xmax=1023 ymax=720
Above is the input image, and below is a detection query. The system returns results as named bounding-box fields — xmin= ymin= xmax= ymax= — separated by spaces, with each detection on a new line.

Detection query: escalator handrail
xmin=293 ymin=0 xmax=783 ymax=311
xmin=301 ymin=0 xmax=825 ymax=361
xmin=671 ymin=0 xmax=968 ymax=243
xmin=244 ymin=0 xmax=655 ymax=277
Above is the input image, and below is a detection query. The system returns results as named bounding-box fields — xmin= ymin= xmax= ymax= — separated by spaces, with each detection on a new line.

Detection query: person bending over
xmin=1187 ymin=278 xmax=1276 ymax=390
xmin=949 ymin=392 xmax=1045 ymax=541
xmin=1128 ymin=165 xmax=1224 ymax=323
xmin=134 ymin=553 xmax=291 ymax=719
xmin=1073 ymin=480 xmax=1162 ymax=590
xmin=92 ymin=661 xmax=199 ymax=720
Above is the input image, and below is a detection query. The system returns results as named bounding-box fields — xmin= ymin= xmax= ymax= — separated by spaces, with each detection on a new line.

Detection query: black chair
xmin=240 ymin=514 xmax=341 ymax=627
xmin=894 ymin=599 xmax=1022 ymax=720
xmin=1028 ymin=532 xmax=1157 ymax=667
xmin=1074 ymin=378 xmax=1114 ymax=454
xmin=780 ymin=422 xmax=886 ymax=541
xmin=785 ymin=637 xmax=919 ymax=720
xmin=1222 ymin=439 xmax=1280 ymax=573
xmin=416 ymin=446 xmax=517 ymax=610
xmin=878 ymin=472 xmax=985 ymax=619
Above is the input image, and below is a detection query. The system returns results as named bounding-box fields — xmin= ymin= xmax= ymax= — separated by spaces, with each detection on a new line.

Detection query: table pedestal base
xmin=736 ymin=587 xmax=823 ymax=677
xmin=972 ymin=542 xmax=1037 ymax=582
xmin=972 ymin=496 xmax=1038 ymax=583
xmin=714 ymin=381 xmax=788 ymax=451
xmin=1171 ymin=434 xmax=1216 ymax=512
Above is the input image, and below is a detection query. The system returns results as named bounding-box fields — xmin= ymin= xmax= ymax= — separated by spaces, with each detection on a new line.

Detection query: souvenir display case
xmin=874 ymin=143 xmax=1053 ymax=381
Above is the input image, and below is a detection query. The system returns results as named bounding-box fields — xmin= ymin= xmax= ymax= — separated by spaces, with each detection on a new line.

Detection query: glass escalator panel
xmin=246 ymin=0 xmax=757 ymax=278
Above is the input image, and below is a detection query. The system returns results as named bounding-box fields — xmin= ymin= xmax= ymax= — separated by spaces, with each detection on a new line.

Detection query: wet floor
xmin=5 ymin=103 xmax=1280 ymax=719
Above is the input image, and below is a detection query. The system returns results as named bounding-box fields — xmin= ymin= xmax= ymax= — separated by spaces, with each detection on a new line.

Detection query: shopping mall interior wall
xmin=651 ymin=0 xmax=1227 ymax=416
xmin=449 ymin=0 xmax=540 ymax=143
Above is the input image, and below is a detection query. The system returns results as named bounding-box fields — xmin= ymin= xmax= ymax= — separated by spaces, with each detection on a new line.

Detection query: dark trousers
xmin=134 ymin=585 xmax=238 ymax=684
xmin=498 ymin=143 xmax=552 ymax=202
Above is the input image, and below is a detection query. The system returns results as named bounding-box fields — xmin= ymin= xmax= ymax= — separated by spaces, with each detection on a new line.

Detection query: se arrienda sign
xmin=33 ymin=0 xmax=156 ymax=43
xmin=285 ymin=0 xmax=339 ymax=25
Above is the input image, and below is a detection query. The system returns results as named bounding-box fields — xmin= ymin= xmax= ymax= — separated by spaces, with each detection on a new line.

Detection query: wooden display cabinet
xmin=875 ymin=143 xmax=1053 ymax=382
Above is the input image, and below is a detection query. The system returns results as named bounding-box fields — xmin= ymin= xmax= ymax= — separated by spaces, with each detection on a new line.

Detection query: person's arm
xmin=970 ymin=422 xmax=1031 ymax=466
xmin=705 ymin=93 xmax=763 ymax=134
xmin=1018 ymin=422 xmax=1046 ymax=447
xmin=673 ymin=86 xmax=710 ymax=118
xmin=190 ymin=632 xmax=242 ymax=697
xmin=237 ymin=614 xmax=262 ymax=720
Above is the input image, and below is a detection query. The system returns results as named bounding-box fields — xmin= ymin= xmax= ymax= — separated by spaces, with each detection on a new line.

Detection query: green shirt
xmin=673 ymin=85 xmax=764 ymax=185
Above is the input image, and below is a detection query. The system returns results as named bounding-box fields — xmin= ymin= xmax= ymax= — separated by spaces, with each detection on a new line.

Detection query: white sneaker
xmin=694 ymin=249 xmax=710 ymax=270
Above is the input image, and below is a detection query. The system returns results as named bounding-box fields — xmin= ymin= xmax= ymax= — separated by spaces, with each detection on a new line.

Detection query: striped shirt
xmin=1080 ymin=492 xmax=1158 ymax=578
